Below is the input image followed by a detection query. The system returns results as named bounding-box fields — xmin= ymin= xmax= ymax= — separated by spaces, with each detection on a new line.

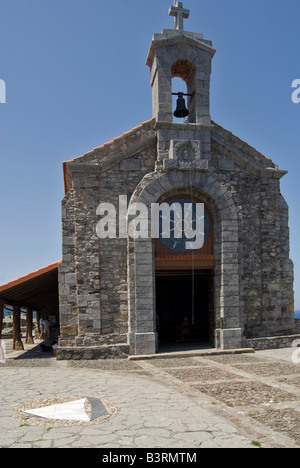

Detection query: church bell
xmin=174 ymin=92 xmax=189 ymax=118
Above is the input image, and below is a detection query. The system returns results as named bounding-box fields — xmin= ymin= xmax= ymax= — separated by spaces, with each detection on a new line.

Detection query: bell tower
xmin=146 ymin=1 xmax=216 ymax=125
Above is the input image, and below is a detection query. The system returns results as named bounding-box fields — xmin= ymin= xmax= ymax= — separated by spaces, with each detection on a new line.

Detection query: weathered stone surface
xmin=247 ymin=334 xmax=300 ymax=351
xmin=56 ymin=345 xmax=130 ymax=360
xmin=58 ymin=14 xmax=294 ymax=358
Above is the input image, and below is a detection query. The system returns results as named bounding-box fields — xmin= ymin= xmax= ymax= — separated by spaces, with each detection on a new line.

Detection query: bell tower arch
xmin=146 ymin=2 xmax=216 ymax=124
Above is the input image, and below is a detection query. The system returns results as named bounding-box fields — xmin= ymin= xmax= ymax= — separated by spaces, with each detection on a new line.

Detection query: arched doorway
xmin=154 ymin=194 xmax=215 ymax=350
xmin=127 ymin=170 xmax=242 ymax=356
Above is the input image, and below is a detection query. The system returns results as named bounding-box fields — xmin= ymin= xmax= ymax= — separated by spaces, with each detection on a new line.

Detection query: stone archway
xmin=127 ymin=170 xmax=243 ymax=355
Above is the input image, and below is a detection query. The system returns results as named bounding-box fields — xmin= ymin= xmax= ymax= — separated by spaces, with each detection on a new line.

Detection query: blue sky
xmin=0 ymin=0 xmax=299 ymax=309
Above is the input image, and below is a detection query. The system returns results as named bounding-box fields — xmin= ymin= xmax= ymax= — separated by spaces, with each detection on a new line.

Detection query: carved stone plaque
xmin=163 ymin=139 xmax=208 ymax=171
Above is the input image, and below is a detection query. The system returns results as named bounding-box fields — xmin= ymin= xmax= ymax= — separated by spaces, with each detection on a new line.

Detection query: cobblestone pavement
xmin=0 ymin=343 xmax=299 ymax=448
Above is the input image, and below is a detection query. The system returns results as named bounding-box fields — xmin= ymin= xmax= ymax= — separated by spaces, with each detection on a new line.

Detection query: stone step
xmin=128 ymin=347 xmax=255 ymax=361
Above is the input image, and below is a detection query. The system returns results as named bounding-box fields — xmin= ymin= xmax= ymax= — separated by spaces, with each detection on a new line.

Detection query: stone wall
xmin=58 ymin=140 xmax=157 ymax=355
xmin=58 ymin=24 xmax=294 ymax=358
xmin=247 ymin=334 xmax=300 ymax=351
xmin=58 ymin=119 xmax=295 ymax=357
xmin=211 ymin=124 xmax=294 ymax=339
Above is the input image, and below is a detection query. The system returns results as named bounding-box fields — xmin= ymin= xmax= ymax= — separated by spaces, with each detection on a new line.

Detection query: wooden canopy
xmin=0 ymin=261 xmax=60 ymax=350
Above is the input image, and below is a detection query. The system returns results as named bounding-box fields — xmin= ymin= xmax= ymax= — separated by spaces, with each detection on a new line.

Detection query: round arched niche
xmin=127 ymin=171 xmax=243 ymax=355
xmin=171 ymin=59 xmax=196 ymax=83
xmin=171 ymin=59 xmax=196 ymax=123
xmin=153 ymin=190 xmax=214 ymax=268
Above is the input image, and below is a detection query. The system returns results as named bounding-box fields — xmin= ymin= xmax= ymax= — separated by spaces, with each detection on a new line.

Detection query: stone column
xmin=213 ymin=202 xmax=243 ymax=349
xmin=128 ymin=237 xmax=157 ymax=356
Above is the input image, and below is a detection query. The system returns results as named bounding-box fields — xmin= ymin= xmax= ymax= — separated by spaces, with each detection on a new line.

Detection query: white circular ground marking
xmin=13 ymin=395 xmax=120 ymax=427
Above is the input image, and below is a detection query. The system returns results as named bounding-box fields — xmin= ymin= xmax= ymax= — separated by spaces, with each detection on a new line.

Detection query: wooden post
xmin=0 ymin=304 xmax=4 ymax=340
xmin=25 ymin=308 xmax=34 ymax=344
xmin=13 ymin=305 xmax=24 ymax=351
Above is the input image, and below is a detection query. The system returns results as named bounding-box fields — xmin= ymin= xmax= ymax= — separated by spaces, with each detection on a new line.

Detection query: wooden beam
xmin=0 ymin=296 xmax=37 ymax=311
xmin=13 ymin=305 xmax=24 ymax=351
xmin=0 ymin=297 xmax=9 ymax=306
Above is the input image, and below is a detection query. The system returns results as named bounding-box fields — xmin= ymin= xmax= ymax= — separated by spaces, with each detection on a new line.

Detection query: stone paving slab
xmin=166 ymin=366 xmax=240 ymax=383
xmin=248 ymin=408 xmax=300 ymax=446
xmin=192 ymin=380 xmax=297 ymax=407
xmin=147 ymin=357 xmax=205 ymax=368
xmin=0 ymin=346 xmax=299 ymax=448
xmin=0 ymin=367 xmax=254 ymax=448
xmin=232 ymin=362 xmax=300 ymax=377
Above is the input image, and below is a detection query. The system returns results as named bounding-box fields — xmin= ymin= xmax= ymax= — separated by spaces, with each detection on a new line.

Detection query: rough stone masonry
xmin=57 ymin=4 xmax=297 ymax=359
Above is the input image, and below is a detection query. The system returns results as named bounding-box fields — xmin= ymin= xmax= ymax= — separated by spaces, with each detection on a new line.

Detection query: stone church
xmin=58 ymin=2 xmax=295 ymax=359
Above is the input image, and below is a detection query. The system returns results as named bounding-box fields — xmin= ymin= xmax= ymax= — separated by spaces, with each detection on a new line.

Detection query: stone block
xmin=120 ymin=159 xmax=141 ymax=171
xmin=65 ymin=273 xmax=77 ymax=285
xmin=132 ymin=332 xmax=156 ymax=355
xmin=219 ymin=158 xmax=235 ymax=171
xmin=60 ymin=325 xmax=77 ymax=337
xmin=217 ymin=328 xmax=243 ymax=349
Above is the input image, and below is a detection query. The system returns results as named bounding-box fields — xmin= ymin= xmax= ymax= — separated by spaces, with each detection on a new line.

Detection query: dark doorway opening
xmin=156 ymin=270 xmax=214 ymax=351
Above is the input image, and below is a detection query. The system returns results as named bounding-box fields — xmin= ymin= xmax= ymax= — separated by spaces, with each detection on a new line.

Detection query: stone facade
xmin=57 ymin=19 xmax=295 ymax=359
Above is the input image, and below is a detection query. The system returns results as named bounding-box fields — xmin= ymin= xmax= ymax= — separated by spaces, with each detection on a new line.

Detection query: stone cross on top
xmin=169 ymin=1 xmax=190 ymax=31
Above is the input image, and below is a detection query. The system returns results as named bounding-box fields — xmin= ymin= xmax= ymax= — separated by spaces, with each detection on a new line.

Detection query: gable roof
xmin=62 ymin=118 xmax=286 ymax=194
xmin=146 ymin=30 xmax=216 ymax=67
xmin=63 ymin=118 xmax=156 ymax=194
xmin=211 ymin=122 xmax=287 ymax=178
